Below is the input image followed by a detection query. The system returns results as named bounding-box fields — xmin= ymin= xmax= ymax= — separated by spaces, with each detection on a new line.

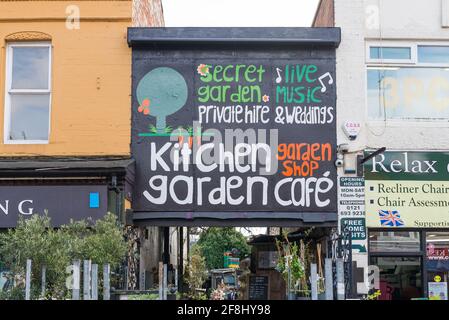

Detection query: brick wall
xmin=132 ymin=0 xmax=164 ymax=27
xmin=0 ymin=1 xmax=132 ymax=156
xmin=313 ymin=0 xmax=334 ymax=27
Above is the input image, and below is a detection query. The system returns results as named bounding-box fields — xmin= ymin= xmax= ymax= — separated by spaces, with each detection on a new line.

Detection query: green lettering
xmin=244 ymin=65 xmax=257 ymax=82
xmin=306 ymin=65 xmax=318 ymax=83
xmin=213 ymin=65 xmax=223 ymax=82
xmin=223 ymin=65 xmax=234 ymax=82
xmin=310 ymin=86 xmax=321 ymax=103
xmin=198 ymin=86 xmax=209 ymax=102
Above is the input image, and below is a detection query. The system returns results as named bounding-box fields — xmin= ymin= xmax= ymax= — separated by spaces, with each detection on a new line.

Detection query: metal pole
xmin=103 ymin=264 xmax=111 ymax=300
xmin=83 ymin=260 xmax=92 ymax=300
xmin=25 ymin=259 xmax=32 ymax=300
xmin=91 ymin=264 xmax=98 ymax=300
xmin=41 ymin=265 xmax=46 ymax=298
xmin=163 ymin=264 xmax=168 ymax=300
xmin=72 ymin=260 xmax=80 ymax=300
xmin=311 ymin=263 xmax=318 ymax=300
xmin=348 ymin=233 xmax=353 ymax=299
xmin=178 ymin=227 xmax=184 ymax=290
xmin=285 ymin=255 xmax=291 ymax=300
xmin=336 ymin=258 xmax=345 ymax=300
xmin=325 ymin=258 xmax=334 ymax=300
xmin=163 ymin=227 xmax=170 ymax=264
xmin=158 ymin=261 xmax=163 ymax=300
xmin=175 ymin=268 xmax=178 ymax=290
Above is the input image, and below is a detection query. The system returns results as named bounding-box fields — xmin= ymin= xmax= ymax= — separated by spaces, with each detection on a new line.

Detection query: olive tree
xmin=0 ymin=212 xmax=127 ymax=300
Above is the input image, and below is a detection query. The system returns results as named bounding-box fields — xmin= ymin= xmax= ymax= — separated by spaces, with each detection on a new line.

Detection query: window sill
xmin=3 ymin=140 xmax=49 ymax=145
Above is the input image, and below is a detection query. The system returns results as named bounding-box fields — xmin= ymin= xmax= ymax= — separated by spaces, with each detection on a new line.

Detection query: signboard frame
xmin=129 ymin=27 xmax=341 ymax=225
xmin=364 ymin=151 xmax=449 ymax=228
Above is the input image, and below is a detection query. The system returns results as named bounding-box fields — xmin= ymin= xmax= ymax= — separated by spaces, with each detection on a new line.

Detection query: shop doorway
xmin=369 ymin=256 xmax=422 ymax=300
xmin=246 ymin=227 xmax=332 ymax=300
xmin=133 ymin=225 xmax=347 ymax=300
xmin=426 ymin=232 xmax=449 ymax=300
xmin=368 ymin=230 xmax=449 ymax=300
xmin=368 ymin=231 xmax=423 ymax=300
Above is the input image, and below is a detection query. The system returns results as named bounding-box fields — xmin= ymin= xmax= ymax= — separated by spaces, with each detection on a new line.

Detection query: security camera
xmin=335 ymin=159 xmax=344 ymax=167
xmin=337 ymin=144 xmax=350 ymax=154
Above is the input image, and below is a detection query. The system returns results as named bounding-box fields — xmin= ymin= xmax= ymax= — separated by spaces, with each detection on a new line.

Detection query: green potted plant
xmin=184 ymin=246 xmax=208 ymax=300
xmin=275 ymin=233 xmax=310 ymax=300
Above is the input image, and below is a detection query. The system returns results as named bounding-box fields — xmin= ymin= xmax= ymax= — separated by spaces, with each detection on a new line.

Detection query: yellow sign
xmin=435 ymin=275 xmax=442 ymax=283
xmin=366 ymin=180 xmax=449 ymax=228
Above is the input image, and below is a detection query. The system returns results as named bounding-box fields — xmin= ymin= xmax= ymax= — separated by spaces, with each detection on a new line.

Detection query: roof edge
xmin=127 ymin=27 xmax=341 ymax=48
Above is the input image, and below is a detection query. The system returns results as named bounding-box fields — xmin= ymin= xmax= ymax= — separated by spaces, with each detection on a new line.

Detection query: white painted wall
xmin=364 ymin=0 xmax=449 ymax=40
xmin=333 ymin=0 xmax=449 ymax=295
xmin=335 ymin=0 xmax=449 ymax=152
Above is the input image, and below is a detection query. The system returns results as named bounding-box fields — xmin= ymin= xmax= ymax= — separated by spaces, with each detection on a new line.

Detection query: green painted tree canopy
xmin=196 ymin=227 xmax=251 ymax=270
xmin=136 ymin=67 xmax=188 ymax=133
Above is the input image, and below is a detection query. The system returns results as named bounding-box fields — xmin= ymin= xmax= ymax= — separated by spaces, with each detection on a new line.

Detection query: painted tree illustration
xmin=136 ymin=67 xmax=188 ymax=133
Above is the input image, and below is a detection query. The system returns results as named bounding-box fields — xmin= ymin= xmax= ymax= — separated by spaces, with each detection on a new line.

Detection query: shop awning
xmin=128 ymin=211 xmax=337 ymax=227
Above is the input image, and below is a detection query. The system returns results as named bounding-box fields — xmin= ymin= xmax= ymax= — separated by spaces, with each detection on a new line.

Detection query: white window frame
xmin=4 ymin=42 xmax=52 ymax=144
xmin=442 ymin=0 xmax=449 ymax=28
xmin=415 ymin=43 xmax=449 ymax=67
xmin=366 ymin=41 xmax=416 ymax=65
xmin=366 ymin=40 xmax=449 ymax=123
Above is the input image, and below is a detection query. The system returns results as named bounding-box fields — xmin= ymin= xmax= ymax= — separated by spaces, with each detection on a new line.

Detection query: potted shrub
xmin=275 ymin=234 xmax=310 ymax=300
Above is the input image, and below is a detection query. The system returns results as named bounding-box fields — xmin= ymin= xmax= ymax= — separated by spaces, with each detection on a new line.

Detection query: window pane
xmin=418 ymin=46 xmax=449 ymax=63
xmin=426 ymin=232 xmax=449 ymax=300
xmin=370 ymin=47 xmax=411 ymax=60
xmin=427 ymin=232 xmax=449 ymax=271
xmin=367 ymin=67 xmax=449 ymax=120
xmin=9 ymin=94 xmax=50 ymax=141
xmin=11 ymin=46 xmax=49 ymax=90
xmin=370 ymin=256 xmax=422 ymax=300
xmin=369 ymin=231 xmax=421 ymax=252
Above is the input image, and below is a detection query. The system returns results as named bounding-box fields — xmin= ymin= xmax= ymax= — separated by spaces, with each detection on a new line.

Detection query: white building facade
xmin=315 ymin=0 xmax=449 ymax=300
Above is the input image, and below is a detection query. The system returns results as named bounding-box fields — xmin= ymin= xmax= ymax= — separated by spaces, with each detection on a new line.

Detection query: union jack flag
xmin=379 ymin=210 xmax=404 ymax=227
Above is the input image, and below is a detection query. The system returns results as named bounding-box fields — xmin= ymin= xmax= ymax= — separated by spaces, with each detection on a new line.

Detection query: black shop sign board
xmin=248 ymin=275 xmax=269 ymax=300
xmin=130 ymin=28 xmax=339 ymax=215
xmin=0 ymin=185 xmax=108 ymax=228
xmin=340 ymin=218 xmax=367 ymax=240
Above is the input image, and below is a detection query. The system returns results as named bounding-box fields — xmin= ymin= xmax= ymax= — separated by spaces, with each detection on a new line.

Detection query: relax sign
xmin=364 ymin=151 xmax=449 ymax=228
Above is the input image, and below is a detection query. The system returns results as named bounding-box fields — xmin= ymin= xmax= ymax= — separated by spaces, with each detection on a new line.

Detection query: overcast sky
xmin=162 ymin=0 xmax=320 ymax=27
